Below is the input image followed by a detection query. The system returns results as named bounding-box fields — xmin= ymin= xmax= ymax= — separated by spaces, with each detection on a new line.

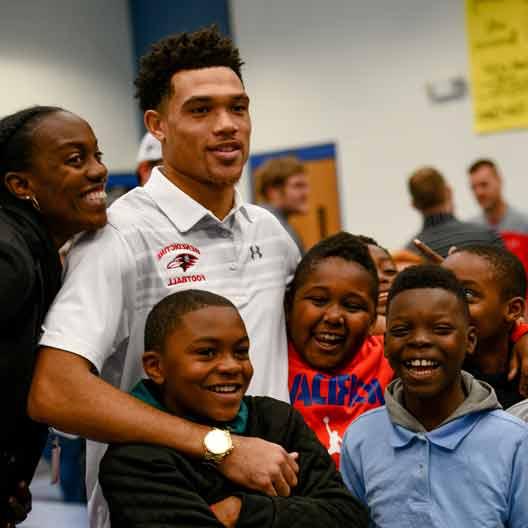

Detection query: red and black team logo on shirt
xmin=167 ymin=253 xmax=198 ymax=272
xmin=157 ymin=243 xmax=206 ymax=287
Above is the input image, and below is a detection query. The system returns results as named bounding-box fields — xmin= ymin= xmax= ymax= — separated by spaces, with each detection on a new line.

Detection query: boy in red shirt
xmin=287 ymin=233 xmax=393 ymax=465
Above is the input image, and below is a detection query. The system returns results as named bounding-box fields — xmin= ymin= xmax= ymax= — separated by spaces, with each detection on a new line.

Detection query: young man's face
xmin=282 ymin=172 xmax=310 ymax=215
xmin=289 ymin=257 xmax=377 ymax=371
xmin=469 ymin=165 xmax=502 ymax=213
xmin=443 ymin=252 xmax=507 ymax=341
xmin=159 ymin=306 xmax=253 ymax=423
xmin=157 ymin=66 xmax=251 ymax=189
xmin=385 ymin=288 xmax=475 ymax=402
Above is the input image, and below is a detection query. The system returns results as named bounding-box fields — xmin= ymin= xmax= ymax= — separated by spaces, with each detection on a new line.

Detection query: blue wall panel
xmin=129 ymin=0 xmax=232 ymax=68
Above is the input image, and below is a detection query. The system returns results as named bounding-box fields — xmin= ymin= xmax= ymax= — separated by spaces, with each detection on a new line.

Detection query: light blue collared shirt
xmin=340 ymin=406 xmax=528 ymax=527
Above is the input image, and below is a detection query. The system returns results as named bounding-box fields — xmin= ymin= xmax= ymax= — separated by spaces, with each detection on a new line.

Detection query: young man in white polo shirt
xmin=29 ymin=27 xmax=300 ymax=528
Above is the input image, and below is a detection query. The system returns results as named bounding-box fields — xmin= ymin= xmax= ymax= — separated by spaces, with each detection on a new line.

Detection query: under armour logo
xmin=249 ymin=245 xmax=263 ymax=259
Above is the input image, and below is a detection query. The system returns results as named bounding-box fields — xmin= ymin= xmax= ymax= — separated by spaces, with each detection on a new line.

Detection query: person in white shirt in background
xmin=136 ymin=132 xmax=162 ymax=186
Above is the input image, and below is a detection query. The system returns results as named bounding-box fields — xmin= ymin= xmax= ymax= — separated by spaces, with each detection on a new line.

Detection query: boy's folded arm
xmin=234 ymin=408 xmax=368 ymax=528
xmin=99 ymin=443 xmax=225 ymax=528
xmin=235 ymin=485 xmax=367 ymax=528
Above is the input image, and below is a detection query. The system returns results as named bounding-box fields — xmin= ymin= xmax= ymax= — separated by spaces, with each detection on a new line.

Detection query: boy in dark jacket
xmin=443 ymin=245 xmax=527 ymax=407
xmin=100 ymin=289 xmax=368 ymax=528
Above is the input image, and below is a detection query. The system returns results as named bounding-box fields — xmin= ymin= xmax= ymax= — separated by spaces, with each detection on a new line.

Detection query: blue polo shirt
xmin=340 ymin=395 xmax=528 ymax=526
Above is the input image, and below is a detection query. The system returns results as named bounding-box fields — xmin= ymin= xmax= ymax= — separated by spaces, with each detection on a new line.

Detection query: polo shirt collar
xmin=143 ymin=167 xmax=253 ymax=233
xmin=389 ymin=412 xmax=483 ymax=451
xmin=131 ymin=379 xmax=249 ymax=434
xmin=386 ymin=371 xmax=498 ymax=451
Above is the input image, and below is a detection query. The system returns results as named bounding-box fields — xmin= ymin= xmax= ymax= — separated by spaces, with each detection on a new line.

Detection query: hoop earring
xmin=30 ymin=195 xmax=41 ymax=211
xmin=24 ymin=195 xmax=41 ymax=212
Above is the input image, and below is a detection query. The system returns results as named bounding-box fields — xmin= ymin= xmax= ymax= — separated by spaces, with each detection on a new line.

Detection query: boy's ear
xmin=142 ymin=350 xmax=165 ymax=385
xmin=466 ymin=325 xmax=478 ymax=356
xmin=504 ymin=296 xmax=525 ymax=324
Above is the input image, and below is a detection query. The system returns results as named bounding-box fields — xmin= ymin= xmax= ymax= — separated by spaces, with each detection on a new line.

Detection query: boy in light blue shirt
xmin=340 ymin=265 xmax=528 ymax=528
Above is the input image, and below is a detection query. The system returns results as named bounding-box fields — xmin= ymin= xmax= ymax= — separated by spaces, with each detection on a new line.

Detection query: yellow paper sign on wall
xmin=466 ymin=0 xmax=528 ymax=133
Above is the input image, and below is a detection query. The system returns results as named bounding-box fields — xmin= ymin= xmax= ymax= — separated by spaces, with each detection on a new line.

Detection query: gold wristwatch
xmin=203 ymin=428 xmax=233 ymax=464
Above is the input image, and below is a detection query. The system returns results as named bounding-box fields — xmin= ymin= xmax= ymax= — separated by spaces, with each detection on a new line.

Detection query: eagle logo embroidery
xmin=167 ymin=253 xmax=199 ymax=272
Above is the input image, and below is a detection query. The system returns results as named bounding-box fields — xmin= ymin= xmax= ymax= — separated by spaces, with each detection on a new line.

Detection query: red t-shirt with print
xmin=288 ymin=336 xmax=394 ymax=467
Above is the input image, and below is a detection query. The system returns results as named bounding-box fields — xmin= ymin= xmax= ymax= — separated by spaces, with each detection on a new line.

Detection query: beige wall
xmin=0 ymin=0 xmax=139 ymax=171
xmin=232 ymin=0 xmax=528 ymax=248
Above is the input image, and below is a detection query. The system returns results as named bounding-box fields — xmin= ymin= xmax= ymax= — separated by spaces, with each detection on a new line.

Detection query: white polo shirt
xmin=40 ymin=167 xmax=299 ymax=528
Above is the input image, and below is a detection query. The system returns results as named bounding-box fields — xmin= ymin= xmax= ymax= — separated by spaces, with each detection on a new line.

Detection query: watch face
xmin=206 ymin=429 xmax=231 ymax=455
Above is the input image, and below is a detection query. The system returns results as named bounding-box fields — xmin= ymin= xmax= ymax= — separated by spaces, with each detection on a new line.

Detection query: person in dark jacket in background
xmin=0 ymin=105 xmax=107 ymax=526
xmin=405 ymin=166 xmax=503 ymax=258
xmin=100 ymin=290 xmax=368 ymax=528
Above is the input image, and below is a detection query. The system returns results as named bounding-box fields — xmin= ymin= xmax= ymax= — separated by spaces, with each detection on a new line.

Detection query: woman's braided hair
xmin=0 ymin=105 xmax=64 ymax=194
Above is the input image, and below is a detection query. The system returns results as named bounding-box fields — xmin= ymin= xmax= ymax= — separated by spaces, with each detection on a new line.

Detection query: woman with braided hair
xmin=0 ymin=106 xmax=107 ymax=526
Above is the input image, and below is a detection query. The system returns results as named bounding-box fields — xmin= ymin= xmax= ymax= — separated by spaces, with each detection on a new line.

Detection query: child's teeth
xmin=318 ymin=333 xmax=342 ymax=342
xmin=210 ymin=385 xmax=237 ymax=393
xmin=405 ymin=359 xmax=439 ymax=367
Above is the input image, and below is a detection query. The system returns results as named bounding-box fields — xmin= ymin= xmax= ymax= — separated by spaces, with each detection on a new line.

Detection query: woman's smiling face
xmin=26 ymin=111 xmax=108 ymax=243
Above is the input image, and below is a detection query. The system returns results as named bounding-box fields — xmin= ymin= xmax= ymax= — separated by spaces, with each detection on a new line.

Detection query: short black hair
xmin=0 ymin=105 xmax=65 ymax=194
xmin=135 ymin=25 xmax=244 ymax=113
xmin=387 ymin=264 xmax=470 ymax=320
xmin=356 ymin=234 xmax=393 ymax=262
xmin=145 ymin=289 xmax=238 ymax=352
xmin=289 ymin=232 xmax=379 ymax=306
xmin=468 ymin=158 xmax=498 ymax=175
xmin=452 ymin=245 xmax=527 ymax=300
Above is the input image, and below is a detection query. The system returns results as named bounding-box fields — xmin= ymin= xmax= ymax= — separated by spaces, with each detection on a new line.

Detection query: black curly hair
xmin=135 ymin=25 xmax=244 ymax=113
xmin=145 ymin=289 xmax=240 ymax=353
xmin=386 ymin=264 xmax=470 ymax=321
xmin=0 ymin=105 xmax=65 ymax=194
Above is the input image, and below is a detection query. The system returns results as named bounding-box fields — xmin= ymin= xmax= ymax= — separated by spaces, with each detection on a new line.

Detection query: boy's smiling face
xmin=288 ymin=257 xmax=377 ymax=371
xmin=443 ymin=251 xmax=509 ymax=341
xmin=146 ymin=305 xmax=253 ymax=423
xmin=386 ymin=288 xmax=476 ymax=402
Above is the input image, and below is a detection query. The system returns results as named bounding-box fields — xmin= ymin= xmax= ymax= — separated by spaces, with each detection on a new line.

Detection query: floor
xmin=19 ymin=502 xmax=88 ymax=527
xmin=19 ymin=458 xmax=88 ymax=528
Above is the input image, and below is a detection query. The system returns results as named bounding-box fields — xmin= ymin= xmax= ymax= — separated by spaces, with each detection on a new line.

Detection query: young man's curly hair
xmin=135 ymin=25 xmax=244 ymax=113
